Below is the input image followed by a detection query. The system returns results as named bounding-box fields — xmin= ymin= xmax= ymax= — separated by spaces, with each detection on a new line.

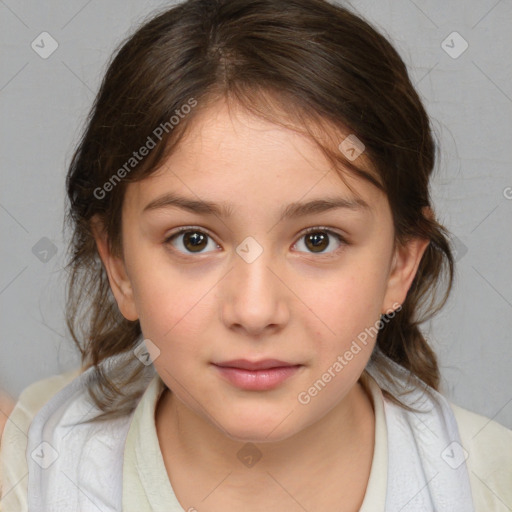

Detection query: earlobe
xmin=382 ymin=237 xmax=430 ymax=314
xmin=90 ymin=215 xmax=139 ymax=321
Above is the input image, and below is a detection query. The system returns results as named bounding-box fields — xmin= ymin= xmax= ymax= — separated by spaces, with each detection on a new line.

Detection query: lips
xmin=213 ymin=359 xmax=297 ymax=371
xmin=212 ymin=359 xmax=303 ymax=391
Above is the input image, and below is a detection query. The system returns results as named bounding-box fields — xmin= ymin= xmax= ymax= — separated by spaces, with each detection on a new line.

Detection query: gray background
xmin=1 ymin=0 xmax=511 ymax=428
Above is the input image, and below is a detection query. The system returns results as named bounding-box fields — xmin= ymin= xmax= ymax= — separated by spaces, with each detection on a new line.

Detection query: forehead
xmin=123 ymin=98 xmax=387 ymax=217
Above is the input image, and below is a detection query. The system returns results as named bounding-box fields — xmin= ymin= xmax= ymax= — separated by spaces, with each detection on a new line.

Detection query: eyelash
xmin=163 ymin=226 xmax=348 ymax=258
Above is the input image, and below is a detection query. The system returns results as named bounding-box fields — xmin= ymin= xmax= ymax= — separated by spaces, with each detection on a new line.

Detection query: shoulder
xmin=2 ymin=368 xmax=82 ymax=442
xmin=7 ymin=369 xmax=82 ymax=424
xmin=0 ymin=368 xmax=81 ymax=509
xmin=450 ymin=402 xmax=512 ymax=511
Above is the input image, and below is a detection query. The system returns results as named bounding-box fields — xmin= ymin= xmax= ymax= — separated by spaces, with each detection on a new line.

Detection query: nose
xmin=220 ymin=239 xmax=290 ymax=337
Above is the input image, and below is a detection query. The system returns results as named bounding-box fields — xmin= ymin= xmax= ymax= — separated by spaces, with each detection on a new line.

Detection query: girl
xmin=1 ymin=0 xmax=511 ymax=510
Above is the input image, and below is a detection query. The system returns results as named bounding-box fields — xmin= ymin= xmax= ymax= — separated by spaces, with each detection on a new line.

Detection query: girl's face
xmin=96 ymin=98 xmax=427 ymax=442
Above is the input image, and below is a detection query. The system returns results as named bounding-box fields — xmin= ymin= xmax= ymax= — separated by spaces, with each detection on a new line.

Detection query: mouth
xmin=211 ymin=359 xmax=303 ymax=391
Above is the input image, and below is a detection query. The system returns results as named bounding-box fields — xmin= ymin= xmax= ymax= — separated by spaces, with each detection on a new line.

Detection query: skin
xmin=92 ymin=98 xmax=429 ymax=511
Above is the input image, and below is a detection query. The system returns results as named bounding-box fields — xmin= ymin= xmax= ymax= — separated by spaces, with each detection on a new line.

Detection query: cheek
xmin=127 ymin=248 xmax=216 ymax=345
xmin=133 ymin=273 xmax=213 ymax=379
xmin=301 ymin=264 xmax=387 ymax=338
xmin=296 ymin=257 xmax=389 ymax=390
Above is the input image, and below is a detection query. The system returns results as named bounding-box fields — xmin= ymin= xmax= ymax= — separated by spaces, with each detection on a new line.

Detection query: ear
xmin=382 ymin=236 xmax=430 ymax=315
xmin=90 ymin=215 xmax=138 ymax=321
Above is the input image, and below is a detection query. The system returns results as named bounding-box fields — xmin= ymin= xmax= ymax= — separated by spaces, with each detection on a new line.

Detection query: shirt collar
xmin=123 ymin=371 xmax=387 ymax=511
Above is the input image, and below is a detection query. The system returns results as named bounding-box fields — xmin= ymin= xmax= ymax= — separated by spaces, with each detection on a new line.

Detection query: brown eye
xmin=305 ymin=232 xmax=329 ymax=252
xmin=165 ymin=229 xmax=218 ymax=254
xmin=182 ymin=231 xmax=208 ymax=252
xmin=294 ymin=228 xmax=345 ymax=255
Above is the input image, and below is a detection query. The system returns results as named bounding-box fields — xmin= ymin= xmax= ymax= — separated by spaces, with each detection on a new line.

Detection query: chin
xmin=217 ymin=410 xmax=300 ymax=444
xmin=226 ymin=427 xmax=294 ymax=444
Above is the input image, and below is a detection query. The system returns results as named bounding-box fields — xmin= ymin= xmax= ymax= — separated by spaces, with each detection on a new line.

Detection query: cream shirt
xmin=1 ymin=369 xmax=511 ymax=511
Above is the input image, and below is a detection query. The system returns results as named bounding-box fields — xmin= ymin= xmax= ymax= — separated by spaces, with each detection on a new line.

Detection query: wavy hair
xmin=64 ymin=0 xmax=454 ymax=420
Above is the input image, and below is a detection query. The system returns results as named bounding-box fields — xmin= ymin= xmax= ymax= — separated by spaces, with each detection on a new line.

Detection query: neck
xmin=155 ymin=376 xmax=375 ymax=508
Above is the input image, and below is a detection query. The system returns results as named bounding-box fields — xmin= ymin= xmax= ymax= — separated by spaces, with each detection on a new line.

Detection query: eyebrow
xmin=142 ymin=192 xmax=369 ymax=221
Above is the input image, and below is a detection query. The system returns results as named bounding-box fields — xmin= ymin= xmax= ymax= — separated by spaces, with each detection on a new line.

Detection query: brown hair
xmin=64 ymin=0 xmax=454 ymax=420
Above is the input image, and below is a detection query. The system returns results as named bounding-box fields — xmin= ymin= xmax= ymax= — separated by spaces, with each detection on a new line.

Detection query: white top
xmin=1 ymin=360 xmax=511 ymax=511
xmin=121 ymin=370 xmax=389 ymax=511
